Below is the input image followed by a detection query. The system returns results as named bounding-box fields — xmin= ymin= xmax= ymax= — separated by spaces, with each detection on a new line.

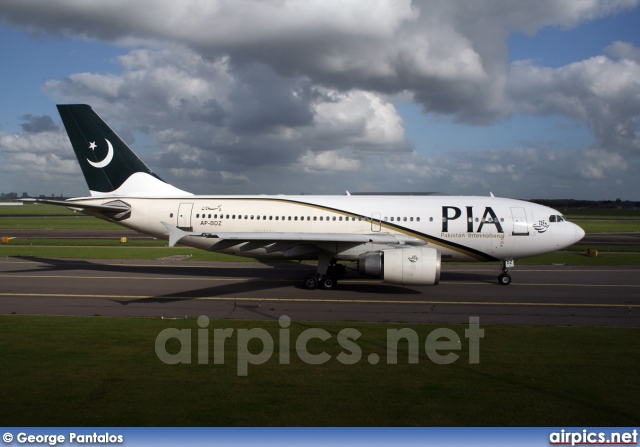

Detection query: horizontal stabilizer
xmin=20 ymin=198 xmax=131 ymax=214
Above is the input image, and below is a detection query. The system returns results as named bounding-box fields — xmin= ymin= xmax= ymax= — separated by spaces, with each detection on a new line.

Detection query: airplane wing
xmin=161 ymin=222 xmax=425 ymax=251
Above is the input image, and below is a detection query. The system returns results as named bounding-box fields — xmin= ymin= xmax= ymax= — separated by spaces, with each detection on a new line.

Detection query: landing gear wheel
xmin=498 ymin=273 xmax=512 ymax=286
xmin=320 ymin=275 xmax=337 ymax=290
xmin=304 ymin=274 xmax=319 ymax=290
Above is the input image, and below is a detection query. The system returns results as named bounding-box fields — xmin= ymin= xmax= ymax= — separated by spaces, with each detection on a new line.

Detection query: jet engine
xmin=358 ymin=247 xmax=441 ymax=286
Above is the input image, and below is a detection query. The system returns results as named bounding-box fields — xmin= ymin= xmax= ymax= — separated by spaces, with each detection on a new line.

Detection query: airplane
xmin=23 ymin=104 xmax=585 ymax=289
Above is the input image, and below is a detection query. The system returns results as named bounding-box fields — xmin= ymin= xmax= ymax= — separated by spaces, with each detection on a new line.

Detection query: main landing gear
xmin=303 ymin=254 xmax=346 ymax=290
xmin=498 ymin=259 xmax=514 ymax=285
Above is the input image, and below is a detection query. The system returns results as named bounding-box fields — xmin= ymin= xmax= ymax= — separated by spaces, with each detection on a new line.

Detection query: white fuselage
xmin=68 ymin=194 xmax=585 ymax=262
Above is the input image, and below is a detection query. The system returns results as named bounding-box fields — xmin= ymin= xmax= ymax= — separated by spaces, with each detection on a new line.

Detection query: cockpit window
xmin=549 ymin=214 xmax=565 ymax=223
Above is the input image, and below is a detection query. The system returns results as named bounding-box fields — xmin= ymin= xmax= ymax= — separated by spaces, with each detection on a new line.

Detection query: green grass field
xmin=0 ymin=216 xmax=120 ymax=230
xmin=573 ymin=220 xmax=640 ymax=233
xmin=562 ymin=209 xmax=640 ymax=219
xmin=0 ymin=203 xmax=76 ymax=215
xmin=0 ymin=315 xmax=637 ymax=426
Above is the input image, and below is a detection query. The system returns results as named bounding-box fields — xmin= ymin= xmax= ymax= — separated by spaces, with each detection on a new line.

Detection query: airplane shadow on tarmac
xmin=5 ymin=256 xmax=505 ymax=306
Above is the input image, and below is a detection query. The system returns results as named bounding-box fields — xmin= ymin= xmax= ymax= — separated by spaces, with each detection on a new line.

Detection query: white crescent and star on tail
xmin=87 ymin=139 xmax=114 ymax=168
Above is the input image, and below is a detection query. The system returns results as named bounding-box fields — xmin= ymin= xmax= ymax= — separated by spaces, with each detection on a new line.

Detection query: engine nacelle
xmin=358 ymin=247 xmax=441 ymax=286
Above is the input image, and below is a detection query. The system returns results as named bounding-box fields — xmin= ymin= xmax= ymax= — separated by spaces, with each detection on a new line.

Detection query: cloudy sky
xmin=1 ymin=0 xmax=639 ymax=200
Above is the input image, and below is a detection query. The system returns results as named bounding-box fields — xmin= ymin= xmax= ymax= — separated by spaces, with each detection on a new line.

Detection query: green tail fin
xmin=57 ymin=104 xmax=190 ymax=197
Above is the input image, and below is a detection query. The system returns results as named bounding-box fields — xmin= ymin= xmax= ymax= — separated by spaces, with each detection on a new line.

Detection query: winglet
xmin=162 ymin=222 xmax=194 ymax=247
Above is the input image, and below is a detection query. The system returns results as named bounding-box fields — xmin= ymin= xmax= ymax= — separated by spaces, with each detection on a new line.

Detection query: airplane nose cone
xmin=573 ymin=224 xmax=586 ymax=244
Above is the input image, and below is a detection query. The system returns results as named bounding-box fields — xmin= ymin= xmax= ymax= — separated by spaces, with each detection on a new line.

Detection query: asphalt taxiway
xmin=0 ymin=257 xmax=638 ymax=327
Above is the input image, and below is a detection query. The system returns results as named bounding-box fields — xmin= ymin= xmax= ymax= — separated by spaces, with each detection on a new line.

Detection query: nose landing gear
xmin=498 ymin=259 xmax=514 ymax=285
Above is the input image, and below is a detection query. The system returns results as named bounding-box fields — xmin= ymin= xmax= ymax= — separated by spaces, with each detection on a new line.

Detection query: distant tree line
xmin=530 ymin=198 xmax=639 ymax=209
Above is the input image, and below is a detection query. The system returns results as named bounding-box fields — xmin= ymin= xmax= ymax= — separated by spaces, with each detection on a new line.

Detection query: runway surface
xmin=1 ymin=257 xmax=638 ymax=327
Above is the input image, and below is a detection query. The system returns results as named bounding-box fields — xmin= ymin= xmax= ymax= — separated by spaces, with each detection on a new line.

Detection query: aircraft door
xmin=371 ymin=213 xmax=381 ymax=232
xmin=511 ymin=207 xmax=530 ymax=236
xmin=177 ymin=203 xmax=194 ymax=231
